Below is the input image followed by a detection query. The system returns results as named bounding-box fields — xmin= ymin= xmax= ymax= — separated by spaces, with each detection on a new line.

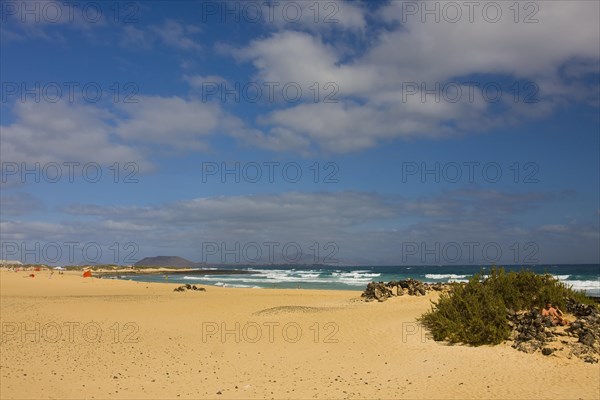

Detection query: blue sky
xmin=1 ymin=0 xmax=599 ymax=265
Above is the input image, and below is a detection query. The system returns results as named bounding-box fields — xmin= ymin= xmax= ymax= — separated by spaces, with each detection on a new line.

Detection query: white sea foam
xmin=331 ymin=271 xmax=381 ymax=278
xmin=330 ymin=271 xmax=381 ymax=285
xmin=214 ymin=282 xmax=262 ymax=288
xmin=559 ymin=279 xmax=600 ymax=292
xmin=297 ymin=273 xmax=321 ymax=278
xmin=425 ymin=274 xmax=469 ymax=280
xmin=182 ymin=268 xmax=383 ymax=287
xmin=137 ymin=267 xmax=600 ymax=294
xmin=185 ymin=276 xmax=274 ymax=283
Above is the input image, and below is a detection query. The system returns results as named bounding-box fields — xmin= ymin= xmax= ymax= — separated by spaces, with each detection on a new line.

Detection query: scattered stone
xmin=513 ymin=339 xmax=544 ymax=354
xmin=173 ymin=285 xmax=207 ymax=292
xmin=541 ymin=347 xmax=554 ymax=356
xmin=362 ymin=282 xmax=393 ymax=302
xmin=566 ymin=299 xmax=598 ymax=317
xmin=361 ymin=279 xmax=453 ymax=301
xmin=508 ymin=299 xmax=599 ymax=362
xmin=579 ymin=332 xmax=595 ymax=347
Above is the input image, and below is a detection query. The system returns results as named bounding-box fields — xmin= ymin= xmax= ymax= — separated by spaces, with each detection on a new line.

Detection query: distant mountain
xmin=134 ymin=256 xmax=199 ymax=268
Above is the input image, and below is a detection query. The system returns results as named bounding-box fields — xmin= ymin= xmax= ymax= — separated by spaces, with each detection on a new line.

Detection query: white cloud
xmin=236 ymin=31 xmax=363 ymax=93
xmin=0 ymin=192 xmax=43 ymax=216
xmin=115 ymin=96 xmax=223 ymax=150
xmin=1 ymin=95 xmax=256 ymax=164
xmin=374 ymin=1 xmax=599 ymax=80
xmin=118 ymin=19 xmax=202 ymax=51
xmin=120 ymin=25 xmax=150 ymax=49
xmin=2 ymin=189 xmax=596 ymax=264
xmin=260 ymin=0 xmax=367 ymax=33
xmin=539 ymin=224 xmax=570 ymax=233
xmin=152 ymin=19 xmax=201 ymax=51
xmin=230 ymin=1 xmax=600 ymax=153
xmin=63 ymin=191 xmax=399 ymax=231
xmin=0 ymin=0 xmax=112 ymax=43
xmin=0 ymin=101 xmax=148 ymax=167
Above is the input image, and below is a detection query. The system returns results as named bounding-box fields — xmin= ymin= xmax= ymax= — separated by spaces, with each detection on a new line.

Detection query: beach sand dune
xmin=1 ymin=270 xmax=598 ymax=399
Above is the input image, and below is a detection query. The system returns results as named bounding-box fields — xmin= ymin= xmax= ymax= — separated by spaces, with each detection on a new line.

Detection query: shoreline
xmin=4 ymin=265 xmax=600 ymax=300
xmin=96 ymin=268 xmax=256 ymax=276
xmin=0 ymin=268 xmax=363 ymax=297
xmin=104 ymin=268 xmax=600 ymax=301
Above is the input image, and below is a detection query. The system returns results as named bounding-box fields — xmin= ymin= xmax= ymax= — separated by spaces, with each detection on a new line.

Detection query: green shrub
xmin=418 ymin=267 xmax=595 ymax=345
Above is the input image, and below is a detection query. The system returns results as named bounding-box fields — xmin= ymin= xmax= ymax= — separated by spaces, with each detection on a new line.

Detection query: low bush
xmin=418 ymin=267 xmax=595 ymax=345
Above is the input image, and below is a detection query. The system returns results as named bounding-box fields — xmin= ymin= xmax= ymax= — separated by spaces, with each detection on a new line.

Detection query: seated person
xmin=541 ymin=303 xmax=570 ymax=326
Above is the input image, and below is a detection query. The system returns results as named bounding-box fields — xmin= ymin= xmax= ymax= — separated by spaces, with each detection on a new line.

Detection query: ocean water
xmin=114 ymin=264 xmax=600 ymax=296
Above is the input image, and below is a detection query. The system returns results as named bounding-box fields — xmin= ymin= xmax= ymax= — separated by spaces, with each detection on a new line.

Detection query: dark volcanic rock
xmin=362 ymin=282 xmax=393 ymax=302
xmin=579 ymin=331 xmax=595 ymax=347
xmin=430 ymin=283 xmax=445 ymax=291
xmin=566 ymin=299 xmax=598 ymax=317
xmin=509 ymin=309 xmax=552 ymax=353
xmin=541 ymin=347 xmax=554 ymax=356
xmin=514 ymin=339 xmax=544 ymax=354
xmin=173 ymin=284 xmax=206 ymax=292
xmin=362 ymin=279 xmax=452 ymax=301
xmin=509 ymin=299 xmax=600 ymax=362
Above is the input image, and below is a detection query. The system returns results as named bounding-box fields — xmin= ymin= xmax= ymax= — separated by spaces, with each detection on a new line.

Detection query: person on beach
xmin=542 ymin=303 xmax=570 ymax=326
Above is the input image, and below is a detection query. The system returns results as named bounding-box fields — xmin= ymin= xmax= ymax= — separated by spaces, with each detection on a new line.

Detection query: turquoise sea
xmin=112 ymin=264 xmax=600 ymax=296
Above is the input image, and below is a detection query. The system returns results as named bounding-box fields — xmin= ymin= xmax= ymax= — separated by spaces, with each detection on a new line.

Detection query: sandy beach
xmin=1 ymin=269 xmax=599 ymax=400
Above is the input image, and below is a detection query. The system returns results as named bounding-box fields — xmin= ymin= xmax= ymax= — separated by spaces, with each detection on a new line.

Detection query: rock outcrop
xmin=508 ymin=299 xmax=600 ymax=363
xmin=361 ymin=279 xmax=452 ymax=302
xmin=508 ymin=309 xmax=551 ymax=354
xmin=173 ymin=284 xmax=206 ymax=292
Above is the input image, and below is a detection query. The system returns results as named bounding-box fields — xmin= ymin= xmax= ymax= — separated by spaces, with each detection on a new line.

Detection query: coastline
xmin=70 ymin=264 xmax=600 ymax=296
xmin=96 ymin=268 xmax=256 ymax=276
xmin=1 ymin=269 xmax=599 ymax=399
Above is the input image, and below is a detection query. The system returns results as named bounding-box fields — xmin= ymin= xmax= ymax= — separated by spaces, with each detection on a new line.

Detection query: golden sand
xmin=1 ymin=269 xmax=599 ymax=399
